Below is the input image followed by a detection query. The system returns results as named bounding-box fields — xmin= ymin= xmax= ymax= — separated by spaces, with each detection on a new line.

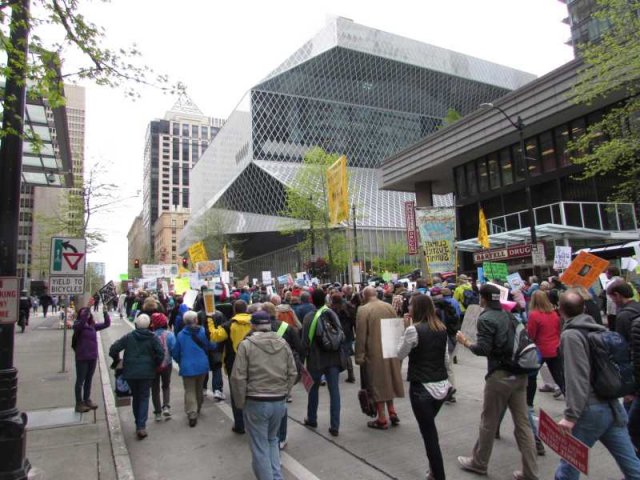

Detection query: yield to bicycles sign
xmin=50 ymin=237 xmax=86 ymax=275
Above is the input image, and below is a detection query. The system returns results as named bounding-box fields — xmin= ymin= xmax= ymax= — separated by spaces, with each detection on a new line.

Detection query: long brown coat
xmin=355 ymin=299 xmax=404 ymax=402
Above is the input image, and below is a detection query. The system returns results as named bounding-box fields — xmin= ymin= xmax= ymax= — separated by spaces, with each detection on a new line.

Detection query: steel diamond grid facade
xmin=183 ymin=17 xmax=534 ymax=273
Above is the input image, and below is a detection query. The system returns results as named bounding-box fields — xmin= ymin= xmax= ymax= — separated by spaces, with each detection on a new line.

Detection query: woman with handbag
xmin=172 ymin=310 xmax=216 ymax=427
xmin=397 ymin=294 xmax=451 ymax=480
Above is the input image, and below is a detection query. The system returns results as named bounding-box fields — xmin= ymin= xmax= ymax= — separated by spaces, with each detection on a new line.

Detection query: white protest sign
xmin=456 ymin=305 xmax=483 ymax=363
xmin=553 ymin=246 xmax=572 ymax=270
xmin=262 ymin=271 xmax=272 ymax=285
xmin=507 ymin=272 xmax=525 ymax=292
xmin=182 ymin=289 xmax=199 ymax=309
xmin=381 ymin=318 xmax=405 ymax=359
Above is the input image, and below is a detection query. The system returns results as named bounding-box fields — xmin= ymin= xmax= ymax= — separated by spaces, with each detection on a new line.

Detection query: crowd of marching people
xmin=69 ymin=267 xmax=640 ymax=480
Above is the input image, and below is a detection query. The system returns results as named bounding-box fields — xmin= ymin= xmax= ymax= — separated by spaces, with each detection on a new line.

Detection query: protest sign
xmin=380 ymin=318 xmax=405 ymax=359
xmin=416 ymin=207 xmax=456 ymax=274
xmin=482 ymin=262 xmax=509 ymax=282
xmin=560 ymin=251 xmax=609 ymax=288
xmin=173 ymin=277 xmax=190 ymax=294
xmin=477 ymin=267 xmax=485 ymax=284
xmin=182 ymin=289 xmax=199 ymax=309
xmin=456 ymin=305 xmax=482 ymax=364
xmin=507 ymin=272 xmax=525 ymax=291
xmin=196 ymin=260 xmax=222 ymax=279
xmin=277 ymin=274 xmax=289 ymax=285
xmin=539 ymin=410 xmax=589 ymax=475
xmin=98 ymin=281 xmax=118 ymax=306
xmin=262 ymin=271 xmax=273 ymax=285
xmin=221 ymin=271 xmax=230 ymax=285
xmin=553 ymin=246 xmax=573 ymax=270
xmin=188 ymin=241 xmax=208 ymax=264
xmin=203 ymin=291 xmax=215 ymax=316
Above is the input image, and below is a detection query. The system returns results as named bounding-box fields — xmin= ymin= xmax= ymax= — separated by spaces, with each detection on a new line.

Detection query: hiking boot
xmin=84 ymin=399 xmax=98 ymax=410
xmin=154 ymin=412 xmax=162 ymax=422
xmin=457 ymin=456 xmax=487 ymax=475
xmin=329 ymin=428 xmax=339 ymax=437
xmin=162 ymin=405 xmax=172 ymax=419
xmin=303 ymin=418 xmax=318 ymax=428
xmin=75 ymin=402 xmax=90 ymax=413
xmin=136 ymin=429 xmax=148 ymax=439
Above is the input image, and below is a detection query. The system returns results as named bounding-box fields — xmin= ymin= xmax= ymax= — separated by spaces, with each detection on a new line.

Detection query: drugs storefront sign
xmin=473 ymin=243 xmax=541 ymax=264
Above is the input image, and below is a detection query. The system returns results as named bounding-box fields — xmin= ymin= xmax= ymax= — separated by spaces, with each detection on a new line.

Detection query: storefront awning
xmin=456 ymin=223 xmax=640 ymax=252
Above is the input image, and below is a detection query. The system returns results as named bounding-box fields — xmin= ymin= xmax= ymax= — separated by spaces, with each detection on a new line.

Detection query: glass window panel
xmin=41 ymin=157 xmax=58 ymax=168
xmin=570 ymin=117 xmax=586 ymax=141
xmin=201 ymin=126 xmax=208 ymax=137
xmin=478 ymin=159 xmax=489 ymax=193
xmin=455 ymin=166 xmax=467 ymax=198
xmin=182 ymin=124 xmax=190 ymax=137
xmin=172 ymin=123 xmax=180 ymax=136
xmin=586 ymin=111 xmax=606 ymax=150
xmin=499 ymin=148 xmax=513 ymax=185
xmin=465 ymin=162 xmax=477 ymax=197
xmin=192 ymin=125 xmax=199 ymax=137
xmin=554 ymin=125 xmax=571 ymax=167
xmin=539 ymin=131 xmax=556 ymax=173
xmin=487 ymin=153 xmax=500 ymax=190
xmin=525 ymin=137 xmax=541 ymax=176
xmin=22 ymin=155 xmax=41 ymax=167
xmin=26 ymin=104 xmax=47 ymax=123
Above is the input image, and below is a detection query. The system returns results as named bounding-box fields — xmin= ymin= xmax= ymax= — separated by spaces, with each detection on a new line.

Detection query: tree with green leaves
xmin=569 ymin=0 xmax=640 ymax=205
xmin=370 ymin=240 xmax=414 ymax=276
xmin=187 ymin=209 xmax=244 ymax=270
xmin=281 ymin=147 xmax=351 ymax=279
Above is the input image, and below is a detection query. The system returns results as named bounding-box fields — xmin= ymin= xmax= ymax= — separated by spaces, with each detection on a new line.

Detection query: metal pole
xmin=60 ymin=319 xmax=67 ymax=373
xmin=352 ymin=203 xmax=358 ymax=262
xmin=0 ymin=1 xmax=32 ymax=478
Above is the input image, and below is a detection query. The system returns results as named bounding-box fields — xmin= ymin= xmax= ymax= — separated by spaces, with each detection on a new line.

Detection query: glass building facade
xmin=183 ymin=17 xmax=535 ymax=276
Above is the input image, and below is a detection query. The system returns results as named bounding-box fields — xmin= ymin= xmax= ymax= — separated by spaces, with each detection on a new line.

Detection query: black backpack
xmin=435 ymin=299 xmax=460 ymax=336
xmin=501 ymin=312 xmax=541 ymax=374
xmin=312 ymin=307 xmax=345 ymax=352
xmin=572 ymin=327 xmax=636 ymax=400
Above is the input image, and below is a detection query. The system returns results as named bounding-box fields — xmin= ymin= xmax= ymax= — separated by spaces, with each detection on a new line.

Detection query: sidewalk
xmin=14 ymin=311 xmax=123 ymax=480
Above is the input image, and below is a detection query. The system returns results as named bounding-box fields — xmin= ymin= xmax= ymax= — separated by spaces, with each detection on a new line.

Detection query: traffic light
xmin=134 ymin=259 xmax=140 ymax=269
xmin=182 ymin=257 xmax=188 ymax=268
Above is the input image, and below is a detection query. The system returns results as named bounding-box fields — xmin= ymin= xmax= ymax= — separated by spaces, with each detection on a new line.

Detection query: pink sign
xmin=539 ymin=409 xmax=589 ymax=475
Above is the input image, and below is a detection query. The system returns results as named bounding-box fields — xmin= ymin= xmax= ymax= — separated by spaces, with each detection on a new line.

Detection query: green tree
xmin=441 ymin=108 xmax=462 ymax=128
xmin=281 ymin=147 xmax=350 ymax=278
xmin=187 ymin=210 xmax=244 ymax=270
xmin=371 ymin=240 xmax=414 ymax=276
xmin=569 ymin=0 xmax=640 ymax=205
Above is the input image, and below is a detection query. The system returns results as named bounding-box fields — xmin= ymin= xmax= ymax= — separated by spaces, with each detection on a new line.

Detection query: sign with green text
xmin=482 ymin=262 xmax=509 ymax=282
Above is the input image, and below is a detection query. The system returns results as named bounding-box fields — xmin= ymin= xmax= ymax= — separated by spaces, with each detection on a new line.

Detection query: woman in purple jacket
xmin=73 ymin=306 xmax=111 ymax=412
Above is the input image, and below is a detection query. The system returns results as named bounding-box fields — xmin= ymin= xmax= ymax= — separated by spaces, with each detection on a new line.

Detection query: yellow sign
xmin=188 ymin=241 xmax=208 ymax=264
xmin=173 ymin=277 xmax=190 ymax=294
xmin=326 ymin=155 xmax=349 ymax=225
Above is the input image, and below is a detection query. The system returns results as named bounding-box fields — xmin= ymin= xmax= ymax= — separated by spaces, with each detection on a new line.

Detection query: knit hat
xmin=441 ymin=288 xmax=452 ymax=297
xmin=251 ymin=311 xmax=271 ymax=325
xmin=430 ymin=286 xmax=442 ymax=296
xmin=135 ymin=313 xmax=151 ymax=329
xmin=150 ymin=312 xmax=168 ymax=329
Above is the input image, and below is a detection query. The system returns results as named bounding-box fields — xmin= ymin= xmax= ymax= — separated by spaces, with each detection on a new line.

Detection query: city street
xmin=52 ymin=310 xmax=626 ymax=479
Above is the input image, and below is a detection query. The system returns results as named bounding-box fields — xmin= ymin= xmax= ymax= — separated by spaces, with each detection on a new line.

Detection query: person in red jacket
xmin=527 ymin=290 xmax=564 ymax=400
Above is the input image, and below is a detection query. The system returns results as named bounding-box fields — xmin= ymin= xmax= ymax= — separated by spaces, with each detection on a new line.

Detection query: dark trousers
xmin=410 ymin=382 xmax=446 ymax=480
xmin=228 ymin=374 xmax=244 ymax=431
xmin=42 ymin=305 xmax=49 ymax=317
xmin=527 ymin=356 xmax=564 ymax=406
xmin=202 ymin=365 xmax=223 ymax=392
xmin=151 ymin=368 xmax=172 ymax=413
xmin=74 ymin=359 xmax=97 ymax=404
xmin=128 ymin=379 xmax=152 ymax=430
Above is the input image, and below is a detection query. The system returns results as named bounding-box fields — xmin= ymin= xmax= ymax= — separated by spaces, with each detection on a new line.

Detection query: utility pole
xmin=0 ymin=1 xmax=32 ymax=478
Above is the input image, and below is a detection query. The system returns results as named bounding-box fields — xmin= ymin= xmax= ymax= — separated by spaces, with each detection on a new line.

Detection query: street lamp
xmin=479 ymin=103 xmax=538 ymax=246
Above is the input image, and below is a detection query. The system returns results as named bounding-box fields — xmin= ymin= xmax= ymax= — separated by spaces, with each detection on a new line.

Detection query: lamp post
xmin=0 ymin=1 xmax=32 ymax=478
xmin=480 ymin=103 xmax=538 ymax=246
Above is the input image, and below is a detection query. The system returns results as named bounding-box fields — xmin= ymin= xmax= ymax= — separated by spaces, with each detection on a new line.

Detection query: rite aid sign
xmin=0 ymin=277 xmax=19 ymax=325
xmin=473 ymin=243 xmax=543 ymax=264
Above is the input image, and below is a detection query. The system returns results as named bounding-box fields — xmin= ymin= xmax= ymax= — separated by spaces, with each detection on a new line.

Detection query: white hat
xmin=135 ymin=313 xmax=151 ymax=329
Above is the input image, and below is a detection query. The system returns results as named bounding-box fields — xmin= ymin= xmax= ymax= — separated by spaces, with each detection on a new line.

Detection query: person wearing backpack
xmin=150 ymin=312 xmax=176 ymax=422
xmin=72 ymin=306 xmax=111 ymax=413
xmin=453 ymin=275 xmax=476 ymax=316
xmin=435 ymin=290 xmax=461 ymax=403
xmin=355 ymin=286 xmax=405 ymax=430
xmin=555 ymin=289 xmax=640 ymax=479
xmin=455 ymin=284 xmax=539 ymax=480
xmin=302 ymin=289 xmax=344 ymax=437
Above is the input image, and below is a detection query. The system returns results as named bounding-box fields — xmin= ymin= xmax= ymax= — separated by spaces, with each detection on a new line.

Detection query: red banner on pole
xmin=405 ymin=201 xmax=418 ymax=255
xmin=538 ymin=409 xmax=589 ymax=475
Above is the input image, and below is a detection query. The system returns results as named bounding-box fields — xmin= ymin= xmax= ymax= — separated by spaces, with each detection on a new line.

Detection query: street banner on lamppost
xmin=416 ymin=207 xmax=457 ymax=274
xmin=404 ymin=201 xmax=418 ymax=255
xmin=326 ymin=155 xmax=349 ymax=225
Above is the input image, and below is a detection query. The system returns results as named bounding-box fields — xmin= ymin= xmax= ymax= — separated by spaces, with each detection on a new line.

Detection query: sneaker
xmin=279 ymin=437 xmax=288 ymax=450
xmin=75 ymin=402 xmax=90 ymax=413
xmin=213 ymin=390 xmax=225 ymax=401
xmin=457 ymin=456 xmax=487 ymax=475
xmin=231 ymin=426 xmax=245 ymax=434
xmin=536 ymin=437 xmax=546 ymax=456
xmin=553 ymin=389 xmax=564 ymax=399
xmin=84 ymin=399 xmax=98 ymax=410
xmin=162 ymin=405 xmax=172 ymax=419
xmin=136 ymin=429 xmax=148 ymax=439
xmin=286 ymin=395 xmax=293 ymax=403
xmin=513 ymin=471 xmax=525 ymax=480
xmin=328 ymin=428 xmax=339 ymax=437
xmin=538 ymin=384 xmax=555 ymax=393
xmin=154 ymin=412 xmax=162 ymax=422
xmin=303 ymin=418 xmax=318 ymax=428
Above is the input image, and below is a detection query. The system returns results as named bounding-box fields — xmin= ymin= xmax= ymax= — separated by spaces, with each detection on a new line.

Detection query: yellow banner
xmin=478 ymin=208 xmax=490 ymax=249
xmin=326 ymin=155 xmax=349 ymax=225
xmin=188 ymin=241 xmax=208 ymax=264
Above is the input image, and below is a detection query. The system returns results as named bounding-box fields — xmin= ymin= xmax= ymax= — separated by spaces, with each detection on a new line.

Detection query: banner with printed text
xmin=326 ymin=155 xmax=349 ymax=225
xmin=188 ymin=241 xmax=208 ymax=264
xmin=416 ymin=207 xmax=456 ymax=274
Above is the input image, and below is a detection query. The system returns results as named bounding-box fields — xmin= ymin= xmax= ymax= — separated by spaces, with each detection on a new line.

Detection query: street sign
xmin=531 ymin=243 xmax=547 ymax=266
xmin=0 ymin=277 xmax=19 ymax=325
xmin=49 ymin=276 xmax=85 ymax=295
xmin=50 ymin=237 xmax=86 ymax=275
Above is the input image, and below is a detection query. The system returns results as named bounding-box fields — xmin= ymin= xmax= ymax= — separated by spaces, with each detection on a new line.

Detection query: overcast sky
xmin=71 ymin=0 xmax=574 ymax=281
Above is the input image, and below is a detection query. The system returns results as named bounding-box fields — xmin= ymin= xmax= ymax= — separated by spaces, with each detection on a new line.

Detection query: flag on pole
xmin=326 ymin=155 xmax=349 ymax=225
xmin=478 ymin=208 xmax=490 ymax=249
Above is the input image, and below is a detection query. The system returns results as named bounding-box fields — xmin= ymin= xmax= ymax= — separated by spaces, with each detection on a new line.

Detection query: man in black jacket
xmin=455 ymin=284 xmax=538 ymax=480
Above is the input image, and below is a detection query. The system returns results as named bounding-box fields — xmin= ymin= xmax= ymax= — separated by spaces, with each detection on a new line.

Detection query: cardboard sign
xmin=456 ymin=305 xmax=483 ymax=364
xmin=553 ymin=246 xmax=573 ymax=270
xmin=507 ymin=272 xmax=525 ymax=291
xmin=482 ymin=262 xmax=509 ymax=283
xmin=98 ymin=281 xmax=118 ymax=306
xmin=203 ymin=291 xmax=215 ymax=315
xmin=538 ymin=409 xmax=589 ymax=475
xmin=560 ymin=251 xmax=609 ymax=288
xmin=380 ymin=318 xmax=405 ymax=359
xmin=182 ymin=289 xmax=199 ymax=309
xmin=188 ymin=241 xmax=208 ymax=264
xmin=196 ymin=260 xmax=222 ymax=279
xmin=0 ymin=277 xmax=19 ymax=325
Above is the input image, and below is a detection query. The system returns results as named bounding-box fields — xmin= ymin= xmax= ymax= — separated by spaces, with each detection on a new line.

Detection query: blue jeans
xmin=244 ymin=399 xmax=286 ymax=480
xmin=128 ymin=379 xmax=152 ymax=430
xmin=278 ymin=405 xmax=287 ymax=443
xmin=211 ymin=366 xmax=223 ymax=391
xmin=307 ymin=366 xmax=340 ymax=431
xmin=555 ymin=401 xmax=640 ymax=479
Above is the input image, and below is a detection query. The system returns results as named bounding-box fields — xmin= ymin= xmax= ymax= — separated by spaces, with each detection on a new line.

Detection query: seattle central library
xmin=180 ymin=17 xmax=535 ymax=278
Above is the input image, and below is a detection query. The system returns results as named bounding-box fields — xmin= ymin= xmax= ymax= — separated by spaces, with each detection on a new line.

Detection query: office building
xmin=181 ymin=17 xmax=534 ymax=278
xmin=127 ymin=213 xmax=146 ymax=279
xmin=153 ymin=208 xmax=190 ymax=264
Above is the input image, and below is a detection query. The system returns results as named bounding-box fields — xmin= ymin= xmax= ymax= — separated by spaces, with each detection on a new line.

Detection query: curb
xmin=98 ymin=332 xmax=135 ymax=480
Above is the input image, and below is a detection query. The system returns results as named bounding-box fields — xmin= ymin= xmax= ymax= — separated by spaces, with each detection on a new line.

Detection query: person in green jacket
xmin=109 ymin=314 xmax=164 ymax=439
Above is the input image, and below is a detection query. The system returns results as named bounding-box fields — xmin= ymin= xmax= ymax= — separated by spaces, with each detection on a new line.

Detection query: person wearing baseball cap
xmin=455 ymin=284 xmax=539 ymax=479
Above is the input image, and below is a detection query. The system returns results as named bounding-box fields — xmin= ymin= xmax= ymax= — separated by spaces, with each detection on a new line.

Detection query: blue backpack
xmin=462 ymin=289 xmax=479 ymax=309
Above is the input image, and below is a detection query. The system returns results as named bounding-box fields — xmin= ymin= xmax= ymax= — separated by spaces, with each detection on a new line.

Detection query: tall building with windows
xmin=154 ymin=209 xmax=191 ymax=264
xmin=142 ymin=95 xmax=223 ymax=258
xmin=181 ymin=17 xmax=535 ymax=278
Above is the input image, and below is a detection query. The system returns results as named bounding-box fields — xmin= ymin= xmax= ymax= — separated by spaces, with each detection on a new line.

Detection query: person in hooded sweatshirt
xmin=73 ymin=306 xmax=111 ymax=412
xmin=173 ymin=310 xmax=216 ymax=427
xmin=109 ymin=314 xmax=164 ymax=439
xmin=231 ymin=310 xmax=297 ymax=480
